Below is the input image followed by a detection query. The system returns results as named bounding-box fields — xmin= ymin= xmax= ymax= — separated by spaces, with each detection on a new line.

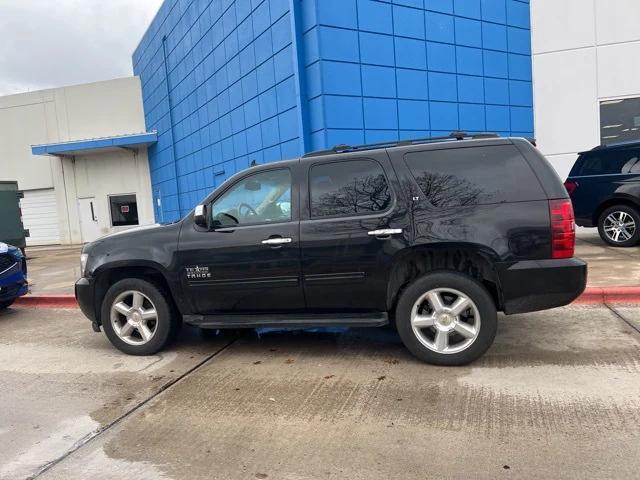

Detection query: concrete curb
xmin=572 ymin=287 xmax=640 ymax=305
xmin=13 ymin=288 xmax=640 ymax=310
xmin=14 ymin=295 xmax=78 ymax=309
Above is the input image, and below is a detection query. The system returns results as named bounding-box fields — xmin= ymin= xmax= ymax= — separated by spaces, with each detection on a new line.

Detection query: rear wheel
xmin=0 ymin=299 xmax=15 ymax=310
xmin=395 ymin=272 xmax=497 ymax=366
xmin=597 ymin=205 xmax=640 ymax=247
xmin=101 ymin=278 xmax=181 ymax=355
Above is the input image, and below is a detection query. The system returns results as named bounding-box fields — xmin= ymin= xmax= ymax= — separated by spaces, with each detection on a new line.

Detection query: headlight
xmin=80 ymin=253 xmax=88 ymax=277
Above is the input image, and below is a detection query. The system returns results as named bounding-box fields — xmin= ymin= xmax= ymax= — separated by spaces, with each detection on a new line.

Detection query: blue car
xmin=0 ymin=242 xmax=28 ymax=310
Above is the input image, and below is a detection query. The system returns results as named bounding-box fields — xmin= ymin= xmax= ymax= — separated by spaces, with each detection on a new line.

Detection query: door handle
xmin=368 ymin=229 xmax=403 ymax=237
xmin=261 ymin=237 xmax=292 ymax=245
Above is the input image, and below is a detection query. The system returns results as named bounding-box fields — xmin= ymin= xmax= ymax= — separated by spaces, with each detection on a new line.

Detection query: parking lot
xmin=2 ymin=301 xmax=639 ymax=479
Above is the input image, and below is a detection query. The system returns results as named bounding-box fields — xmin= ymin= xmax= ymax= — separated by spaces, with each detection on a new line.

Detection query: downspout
xmin=161 ymin=35 xmax=183 ymax=217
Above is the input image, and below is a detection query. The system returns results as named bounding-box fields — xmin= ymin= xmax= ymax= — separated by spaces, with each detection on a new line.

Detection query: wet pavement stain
xmin=5 ymin=304 xmax=640 ymax=480
xmin=40 ymin=306 xmax=637 ymax=480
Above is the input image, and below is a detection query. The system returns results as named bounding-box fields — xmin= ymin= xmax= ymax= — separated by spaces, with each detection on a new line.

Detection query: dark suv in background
xmin=565 ymin=141 xmax=640 ymax=247
xmin=76 ymin=133 xmax=587 ymax=366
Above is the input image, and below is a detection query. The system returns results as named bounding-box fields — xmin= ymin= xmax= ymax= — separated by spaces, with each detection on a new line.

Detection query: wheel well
xmin=93 ymin=266 xmax=178 ymax=325
xmin=386 ymin=246 xmax=501 ymax=315
xmin=593 ymin=198 xmax=640 ymax=225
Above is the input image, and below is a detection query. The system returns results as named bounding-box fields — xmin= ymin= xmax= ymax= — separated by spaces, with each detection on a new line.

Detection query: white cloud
xmin=0 ymin=0 xmax=164 ymax=96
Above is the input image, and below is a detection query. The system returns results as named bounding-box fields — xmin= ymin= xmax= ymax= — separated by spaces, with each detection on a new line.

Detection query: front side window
xmin=210 ymin=169 xmax=291 ymax=227
xmin=309 ymin=159 xmax=392 ymax=218
xmin=110 ymin=194 xmax=139 ymax=226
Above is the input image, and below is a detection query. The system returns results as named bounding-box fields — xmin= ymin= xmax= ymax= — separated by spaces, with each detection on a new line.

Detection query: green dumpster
xmin=0 ymin=181 xmax=29 ymax=249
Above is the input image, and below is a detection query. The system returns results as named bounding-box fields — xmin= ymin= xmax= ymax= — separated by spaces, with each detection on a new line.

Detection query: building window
xmin=109 ymin=194 xmax=139 ymax=226
xmin=601 ymin=97 xmax=640 ymax=145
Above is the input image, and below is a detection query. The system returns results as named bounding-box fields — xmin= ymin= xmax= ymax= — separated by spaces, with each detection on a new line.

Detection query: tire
xmin=395 ymin=271 xmax=497 ymax=366
xmin=0 ymin=299 xmax=15 ymax=310
xmin=597 ymin=205 xmax=640 ymax=247
xmin=101 ymin=278 xmax=181 ymax=355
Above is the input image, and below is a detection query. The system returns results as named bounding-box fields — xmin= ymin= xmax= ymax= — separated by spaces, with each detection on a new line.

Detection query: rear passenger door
xmin=299 ymin=153 xmax=409 ymax=312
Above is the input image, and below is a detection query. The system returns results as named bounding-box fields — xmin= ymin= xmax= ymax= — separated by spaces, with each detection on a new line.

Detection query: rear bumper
xmin=496 ymin=257 xmax=587 ymax=314
xmin=575 ymin=217 xmax=595 ymax=228
xmin=75 ymin=277 xmax=97 ymax=324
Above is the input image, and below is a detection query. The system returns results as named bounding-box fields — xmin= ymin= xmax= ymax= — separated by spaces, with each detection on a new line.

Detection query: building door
xmin=22 ymin=189 xmax=61 ymax=246
xmin=77 ymin=197 xmax=100 ymax=243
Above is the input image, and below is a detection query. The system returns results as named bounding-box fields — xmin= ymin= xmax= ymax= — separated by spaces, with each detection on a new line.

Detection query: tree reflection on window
xmin=413 ymin=172 xmax=483 ymax=207
xmin=310 ymin=160 xmax=392 ymax=217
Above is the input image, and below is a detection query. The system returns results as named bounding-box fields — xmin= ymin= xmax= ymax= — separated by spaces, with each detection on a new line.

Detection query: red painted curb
xmin=11 ymin=287 xmax=640 ymax=310
xmin=573 ymin=287 xmax=640 ymax=305
xmin=14 ymin=295 xmax=78 ymax=309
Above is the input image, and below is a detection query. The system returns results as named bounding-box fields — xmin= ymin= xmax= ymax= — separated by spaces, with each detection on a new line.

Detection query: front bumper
xmin=75 ymin=277 xmax=97 ymax=324
xmin=0 ymin=263 xmax=28 ymax=302
xmin=0 ymin=281 xmax=28 ymax=302
xmin=497 ymin=257 xmax=587 ymax=314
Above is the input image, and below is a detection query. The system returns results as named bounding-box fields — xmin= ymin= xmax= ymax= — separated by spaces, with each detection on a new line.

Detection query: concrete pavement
xmin=24 ymin=246 xmax=81 ymax=295
xmin=575 ymin=230 xmax=640 ymax=287
xmin=0 ymin=307 xmax=235 ymax=479
xmin=2 ymin=304 xmax=639 ymax=479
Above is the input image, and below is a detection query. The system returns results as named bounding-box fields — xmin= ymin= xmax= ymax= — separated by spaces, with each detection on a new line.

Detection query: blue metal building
xmin=133 ymin=0 xmax=533 ymax=222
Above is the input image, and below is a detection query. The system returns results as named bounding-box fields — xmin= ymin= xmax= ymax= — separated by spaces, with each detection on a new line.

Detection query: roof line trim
xmin=31 ymin=131 xmax=158 ymax=156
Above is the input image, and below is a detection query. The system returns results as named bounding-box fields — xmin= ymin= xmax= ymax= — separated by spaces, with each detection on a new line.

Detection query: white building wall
xmin=72 ymin=149 xmax=154 ymax=238
xmin=0 ymin=77 xmax=153 ymax=245
xmin=531 ymin=0 xmax=640 ymax=180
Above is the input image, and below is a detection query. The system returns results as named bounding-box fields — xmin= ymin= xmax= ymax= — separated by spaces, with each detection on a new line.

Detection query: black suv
xmin=76 ymin=134 xmax=587 ymax=365
xmin=565 ymin=140 xmax=640 ymax=247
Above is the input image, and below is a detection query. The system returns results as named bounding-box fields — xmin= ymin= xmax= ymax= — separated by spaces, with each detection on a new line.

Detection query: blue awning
xmin=31 ymin=131 xmax=157 ymax=156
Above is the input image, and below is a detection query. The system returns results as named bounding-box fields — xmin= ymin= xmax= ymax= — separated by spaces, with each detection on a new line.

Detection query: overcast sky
xmin=0 ymin=0 xmax=164 ymax=96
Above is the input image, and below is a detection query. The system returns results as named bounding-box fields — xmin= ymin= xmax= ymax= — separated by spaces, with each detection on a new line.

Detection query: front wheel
xmin=598 ymin=205 xmax=640 ymax=247
xmin=395 ymin=272 xmax=497 ymax=366
xmin=101 ymin=278 xmax=181 ymax=355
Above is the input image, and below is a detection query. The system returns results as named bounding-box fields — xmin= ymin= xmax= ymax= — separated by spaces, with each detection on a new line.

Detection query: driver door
xmin=177 ymin=166 xmax=304 ymax=315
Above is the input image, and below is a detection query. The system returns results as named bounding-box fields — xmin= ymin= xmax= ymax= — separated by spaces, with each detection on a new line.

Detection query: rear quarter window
xmin=573 ymin=149 xmax=640 ymax=176
xmin=404 ymin=145 xmax=545 ymax=207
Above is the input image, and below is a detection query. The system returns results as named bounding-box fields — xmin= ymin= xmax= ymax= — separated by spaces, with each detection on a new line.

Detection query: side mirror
xmin=194 ymin=204 xmax=208 ymax=228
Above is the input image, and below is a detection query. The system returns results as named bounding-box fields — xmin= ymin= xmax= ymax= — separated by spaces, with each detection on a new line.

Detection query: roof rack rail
xmin=302 ymin=132 xmax=500 ymax=158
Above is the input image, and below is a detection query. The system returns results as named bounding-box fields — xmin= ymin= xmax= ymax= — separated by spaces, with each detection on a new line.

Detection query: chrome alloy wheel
xmin=410 ymin=288 xmax=481 ymax=354
xmin=603 ymin=211 xmax=636 ymax=243
xmin=110 ymin=290 xmax=158 ymax=346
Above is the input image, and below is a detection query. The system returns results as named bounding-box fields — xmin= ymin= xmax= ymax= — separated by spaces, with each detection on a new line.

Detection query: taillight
xmin=549 ymin=199 xmax=575 ymax=259
xmin=564 ymin=180 xmax=578 ymax=195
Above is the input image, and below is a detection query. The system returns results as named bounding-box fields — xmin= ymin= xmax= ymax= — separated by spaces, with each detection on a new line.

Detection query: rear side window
xmin=404 ymin=145 xmax=544 ymax=207
xmin=574 ymin=149 xmax=640 ymax=176
xmin=310 ymin=159 xmax=392 ymax=218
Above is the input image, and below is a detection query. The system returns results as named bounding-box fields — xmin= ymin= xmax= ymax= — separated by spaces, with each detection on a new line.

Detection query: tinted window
xmin=404 ymin=145 xmax=544 ymax=207
xmin=109 ymin=194 xmax=138 ymax=226
xmin=600 ymin=97 xmax=640 ymax=145
xmin=210 ymin=169 xmax=291 ymax=226
xmin=310 ymin=159 xmax=392 ymax=218
xmin=576 ymin=150 xmax=640 ymax=176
